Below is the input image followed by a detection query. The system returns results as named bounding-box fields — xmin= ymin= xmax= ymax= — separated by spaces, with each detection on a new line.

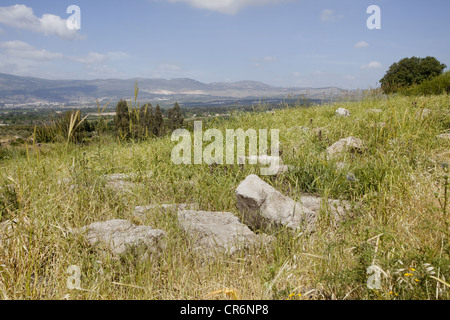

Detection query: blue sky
xmin=0 ymin=0 xmax=449 ymax=89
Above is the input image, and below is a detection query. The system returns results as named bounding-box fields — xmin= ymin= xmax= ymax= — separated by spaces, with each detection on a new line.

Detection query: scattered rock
xmin=336 ymin=162 xmax=347 ymax=171
xmin=134 ymin=203 xmax=199 ymax=216
xmin=416 ymin=108 xmax=431 ymax=120
xmin=325 ymin=137 xmax=365 ymax=157
xmin=75 ymin=219 xmax=166 ymax=259
xmin=295 ymin=195 xmax=349 ymax=223
xmin=178 ymin=210 xmax=272 ymax=256
xmin=273 ymin=165 xmax=290 ymax=175
xmin=0 ymin=219 xmax=16 ymax=247
xmin=437 ymin=133 xmax=450 ymax=140
xmin=235 ymin=175 xmax=350 ymax=233
xmin=335 ymin=108 xmax=351 ymax=117
xmin=103 ymin=171 xmax=153 ymax=192
xmin=235 ymin=174 xmax=317 ymax=232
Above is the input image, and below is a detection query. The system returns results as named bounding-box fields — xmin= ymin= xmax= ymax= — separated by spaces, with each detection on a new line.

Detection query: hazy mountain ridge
xmin=0 ymin=73 xmax=343 ymax=105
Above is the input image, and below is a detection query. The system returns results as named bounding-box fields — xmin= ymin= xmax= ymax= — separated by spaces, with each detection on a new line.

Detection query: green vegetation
xmin=380 ymin=56 xmax=447 ymax=94
xmin=400 ymin=71 xmax=450 ymax=96
xmin=168 ymin=102 xmax=184 ymax=131
xmin=0 ymin=89 xmax=448 ymax=300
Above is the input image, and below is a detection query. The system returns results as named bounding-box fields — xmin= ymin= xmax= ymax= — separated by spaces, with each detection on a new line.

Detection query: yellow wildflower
xmin=404 ymin=273 xmax=413 ymax=277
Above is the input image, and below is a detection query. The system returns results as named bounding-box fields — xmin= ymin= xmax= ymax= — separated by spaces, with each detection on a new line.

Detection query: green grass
xmin=0 ymin=93 xmax=449 ymax=300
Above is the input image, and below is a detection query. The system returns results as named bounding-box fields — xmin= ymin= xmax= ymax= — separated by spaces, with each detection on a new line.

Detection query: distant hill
xmin=0 ymin=73 xmax=343 ymax=106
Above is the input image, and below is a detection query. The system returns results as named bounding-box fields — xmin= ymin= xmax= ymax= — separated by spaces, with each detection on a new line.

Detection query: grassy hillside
xmin=0 ymin=93 xmax=449 ymax=300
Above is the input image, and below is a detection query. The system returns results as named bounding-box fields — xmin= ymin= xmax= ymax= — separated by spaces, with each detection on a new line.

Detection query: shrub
xmin=400 ymin=71 xmax=450 ymax=96
xmin=380 ymin=57 xmax=446 ymax=94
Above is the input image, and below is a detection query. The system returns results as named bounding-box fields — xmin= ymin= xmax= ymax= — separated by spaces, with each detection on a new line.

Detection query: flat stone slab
xmin=103 ymin=172 xmax=153 ymax=192
xmin=177 ymin=210 xmax=273 ymax=256
xmin=325 ymin=137 xmax=365 ymax=157
xmin=76 ymin=219 xmax=166 ymax=258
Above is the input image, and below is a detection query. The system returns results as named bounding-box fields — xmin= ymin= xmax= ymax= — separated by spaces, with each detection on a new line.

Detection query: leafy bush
xmin=400 ymin=71 xmax=450 ymax=96
xmin=380 ymin=57 xmax=446 ymax=94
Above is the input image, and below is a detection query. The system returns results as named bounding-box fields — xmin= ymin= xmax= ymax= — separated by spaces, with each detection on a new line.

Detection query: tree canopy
xmin=380 ymin=56 xmax=446 ymax=93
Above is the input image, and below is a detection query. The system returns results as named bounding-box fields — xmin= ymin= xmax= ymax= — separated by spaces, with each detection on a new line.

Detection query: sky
xmin=0 ymin=0 xmax=449 ymax=89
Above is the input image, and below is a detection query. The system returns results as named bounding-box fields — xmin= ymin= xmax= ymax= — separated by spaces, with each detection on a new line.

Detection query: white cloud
xmin=70 ymin=52 xmax=107 ymax=64
xmin=107 ymin=51 xmax=130 ymax=61
xmin=263 ymin=56 xmax=277 ymax=62
xmin=354 ymin=41 xmax=369 ymax=49
xmin=320 ymin=9 xmax=343 ymax=22
xmin=0 ymin=4 xmax=82 ymax=40
xmin=168 ymin=0 xmax=292 ymax=14
xmin=158 ymin=63 xmax=182 ymax=72
xmin=252 ymin=56 xmax=277 ymax=68
xmin=0 ymin=40 xmax=63 ymax=61
xmin=293 ymin=72 xmax=301 ymax=77
xmin=361 ymin=61 xmax=382 ymax=69
xmin=69 ymin=51 xmax=129 ymax=64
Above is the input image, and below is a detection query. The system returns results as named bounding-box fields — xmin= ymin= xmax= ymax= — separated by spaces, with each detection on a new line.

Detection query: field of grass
xmin=0 ymin=93 xmax=449 ymax=300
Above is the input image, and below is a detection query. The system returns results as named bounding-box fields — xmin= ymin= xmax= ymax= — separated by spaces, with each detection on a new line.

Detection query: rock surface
xmin=177 ymin=210 xmax=272 ymax=256
xmin=103 ymin=171 xmax=153 ymax=192
xmin=76 ymin=219 xmax=166 ymax=258
xmin=235 ymin=174 xmax=317 ymax=232
xmin=325 ymin=137 xmax=365 ymax=157
xmin=235 ymin=175 xmax=350 ymax=232
xmin=335 ymin=108 xmax=351 ymax=117
xmin=134 ymin=203 xmax=199 ymax=216
xmin=437 ymin=133 xmax=450 ymax=140
xmin=416 ymin=108 xmax=431 ymax=120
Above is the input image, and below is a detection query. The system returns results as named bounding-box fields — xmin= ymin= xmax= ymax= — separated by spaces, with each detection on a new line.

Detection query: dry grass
xmin=0 ymin=93 xmax=449 ymax=300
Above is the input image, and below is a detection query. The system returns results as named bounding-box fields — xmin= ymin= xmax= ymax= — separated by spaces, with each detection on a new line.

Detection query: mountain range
xmin=0 ymin=73 xmax=344 ymax=107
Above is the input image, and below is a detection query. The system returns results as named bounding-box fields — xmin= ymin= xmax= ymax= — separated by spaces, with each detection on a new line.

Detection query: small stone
xmin=325 ymin=137 xmax=365 ymax=157
xmin=335 ymin=108 xmax=351 ymax=117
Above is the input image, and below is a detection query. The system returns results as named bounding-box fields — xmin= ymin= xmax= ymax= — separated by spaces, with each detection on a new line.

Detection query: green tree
xmin=153 ymin=104 xmax=164 ymax=137
xmin=114 ymin=99 xmax=130 ymax=138
xmin=380 ymin=56 xmax=447 ymax=93
xmin=168 ymin=101 xmax=184 ymax=131
xmin=139 ymin=103 xmax=154 ymax=138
